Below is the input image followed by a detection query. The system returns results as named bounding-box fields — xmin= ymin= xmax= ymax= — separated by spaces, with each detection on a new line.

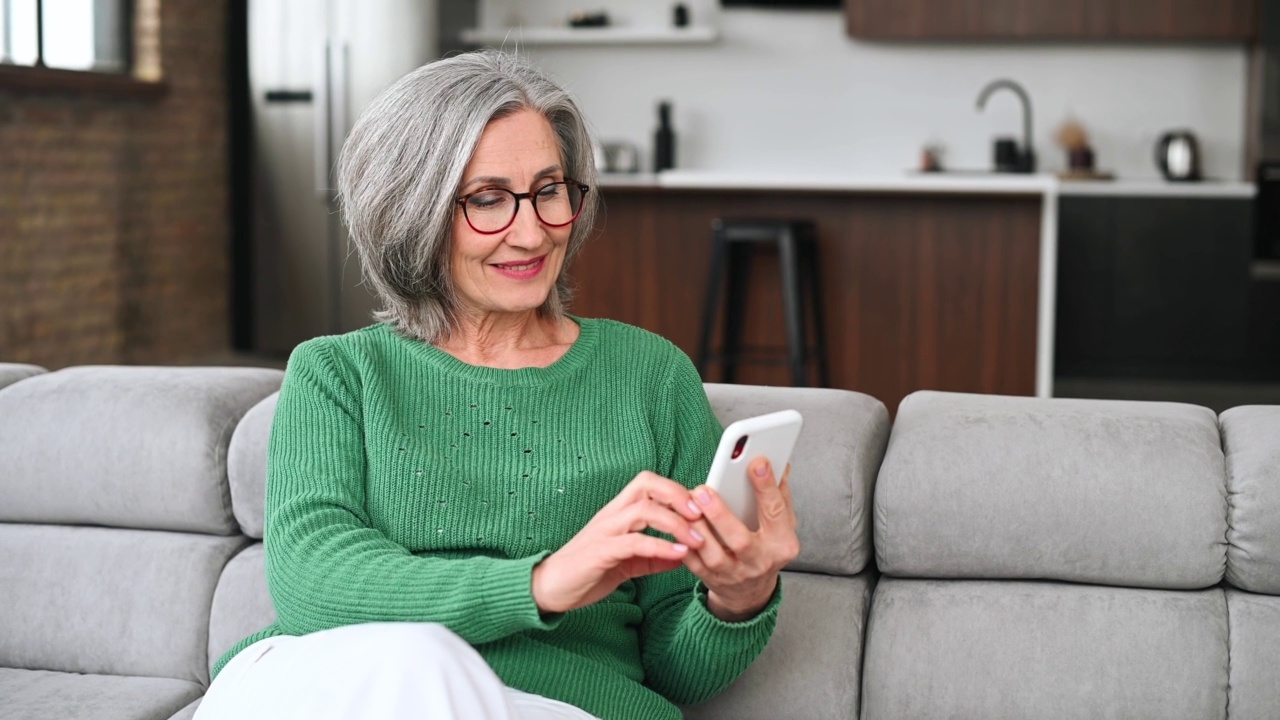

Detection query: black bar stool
xmin=697 ymin=218 xmax=830 ymax=387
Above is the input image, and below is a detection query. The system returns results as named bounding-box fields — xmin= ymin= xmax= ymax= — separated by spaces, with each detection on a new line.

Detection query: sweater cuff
xmin=692 ymin=576 xmax=783 ymax=630
xmin=480 ymin=552 xmax=564 ymax=635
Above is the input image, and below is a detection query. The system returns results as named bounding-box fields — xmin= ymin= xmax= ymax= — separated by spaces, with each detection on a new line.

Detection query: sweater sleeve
xmin=263 ymin=339 xmax=559 ymax=643
xmin=634 ymin=349 xmax=782 ymax=705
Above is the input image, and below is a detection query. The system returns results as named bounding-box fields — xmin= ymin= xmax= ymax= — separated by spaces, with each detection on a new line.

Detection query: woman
xmin=196 ymin=49 xmax=799 ymax=720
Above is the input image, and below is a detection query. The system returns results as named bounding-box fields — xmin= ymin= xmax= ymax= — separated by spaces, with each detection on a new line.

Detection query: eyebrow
xmin=460 ymin=165 xmax=563 ymax=191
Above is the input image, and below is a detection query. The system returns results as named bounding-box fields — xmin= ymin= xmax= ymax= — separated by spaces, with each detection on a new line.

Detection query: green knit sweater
xmin=213 ymin=318 xmax=780 ymax=720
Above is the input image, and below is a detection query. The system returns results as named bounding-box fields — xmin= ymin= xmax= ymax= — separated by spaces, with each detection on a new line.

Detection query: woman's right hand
xmin=531 ymin=471 xmax=706 ymax=614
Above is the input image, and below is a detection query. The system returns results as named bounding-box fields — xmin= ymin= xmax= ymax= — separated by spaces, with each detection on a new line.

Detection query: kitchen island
xmin=569 ymin=171 xmax=1057 ymax=413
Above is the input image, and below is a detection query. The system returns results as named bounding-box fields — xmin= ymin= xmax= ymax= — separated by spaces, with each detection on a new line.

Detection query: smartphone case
xmin=705 ymin=409 xmax=803 ymax=531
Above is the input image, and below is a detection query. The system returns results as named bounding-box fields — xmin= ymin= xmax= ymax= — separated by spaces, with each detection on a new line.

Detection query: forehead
xmin=466 ymin=109 xmax=562 ymax=174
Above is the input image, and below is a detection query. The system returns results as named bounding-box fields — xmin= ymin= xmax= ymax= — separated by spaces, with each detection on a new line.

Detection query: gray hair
xmin=336 ymin=49 xmax=599 ymax=343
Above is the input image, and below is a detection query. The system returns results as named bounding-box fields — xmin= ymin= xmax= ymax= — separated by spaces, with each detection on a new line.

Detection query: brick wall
xmin=0 ymin=0 xmax=230 ymax=368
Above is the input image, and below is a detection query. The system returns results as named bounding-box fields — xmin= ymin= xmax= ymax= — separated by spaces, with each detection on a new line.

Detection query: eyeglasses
xmin=455 ymin=180 xmax=590 ymax=235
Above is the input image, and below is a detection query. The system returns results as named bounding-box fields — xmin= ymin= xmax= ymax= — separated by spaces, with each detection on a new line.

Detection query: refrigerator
xmin=245 ymin=0 xmax=438 ymax=355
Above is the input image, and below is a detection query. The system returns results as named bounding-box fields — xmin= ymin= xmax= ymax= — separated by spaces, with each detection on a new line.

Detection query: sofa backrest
xmin=1220 ymin=406 xmax=1280 ymax=595
xmin=0 ymin=366 xmax=282 ymax=686
xmin=874 ymin=390 xmax=1228 ymax=590
xmin=0 ymin=366 xmax=284 ymax=534
xmin=220 ymin=382 xmax=889 ymax=576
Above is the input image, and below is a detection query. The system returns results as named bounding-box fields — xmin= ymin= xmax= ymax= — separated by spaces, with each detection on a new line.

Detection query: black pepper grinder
xmin=654 ymin=101 xmax=676 ymax=173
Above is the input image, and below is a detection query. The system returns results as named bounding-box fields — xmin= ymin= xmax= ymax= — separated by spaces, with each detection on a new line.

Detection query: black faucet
xmin=976 ymin=79 xmax=1035 ymax=174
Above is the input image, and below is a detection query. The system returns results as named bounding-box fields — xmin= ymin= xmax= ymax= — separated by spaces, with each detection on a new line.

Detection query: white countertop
xmin=596 ymin=170 xmax=1256 ymax=199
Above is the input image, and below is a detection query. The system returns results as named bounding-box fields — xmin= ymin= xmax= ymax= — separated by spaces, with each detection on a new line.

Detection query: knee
xmin=326 ymin=622 xmax=472 ymax=668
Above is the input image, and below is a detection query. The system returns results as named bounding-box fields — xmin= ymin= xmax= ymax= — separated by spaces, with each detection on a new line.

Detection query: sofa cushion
xmin=1226 ymin=589 xmax=1280 ymax=720
xmin=0 ymin=524 xmax=248 ymax=685
xmin=167 ymin=699 xmax=201 ymax=720
xmin=208 ymin=543 xmax=277 ymax=672
xmin=861 ymin=578 xmax=1228 ymax=720
xmin=704 ymin=384 xmax=888 ymax=575
xmin=227 ymin=393 xmax=278 ymax=539
xmin=0 ymin=366 xmax=283 ymax=534
xmin=875 ymin=391 xmax=1227 ymax=589
xmin=0 ymin=362 xmax=45 ymax=391
xmin=0 ymin=668 xmax=202 ymax=720
xmin=683 ymin=570 xmax=874 ymax=720
xmin=1220 ymin=406 xmax=1280 ymax=595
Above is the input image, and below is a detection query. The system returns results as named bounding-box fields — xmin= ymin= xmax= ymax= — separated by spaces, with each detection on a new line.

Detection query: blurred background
xmin=2 ymin=0 xmax=1279 ymax=412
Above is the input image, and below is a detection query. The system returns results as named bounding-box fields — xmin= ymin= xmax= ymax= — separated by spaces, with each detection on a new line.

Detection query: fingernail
xmin=697 ymin=490 xmax=712 ymax=506
xmin=687 ymin=500 xmax=702 ymax=516
xmin=673 ymin=543 xmax=688 ymax=552
xmin=690 ymin=529 xmax=704 ymax=542
xmin=754 ymin=463 xmax=768 ymax=478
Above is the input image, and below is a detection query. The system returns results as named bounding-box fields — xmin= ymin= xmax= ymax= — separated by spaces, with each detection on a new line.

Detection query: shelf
xmin=459 ymin=26 xmax=719 ymax=46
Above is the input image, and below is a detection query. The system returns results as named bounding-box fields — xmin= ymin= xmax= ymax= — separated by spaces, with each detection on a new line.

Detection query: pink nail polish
xmin=697 ymin=490 xmax=712 ymax=506
xmin=690 ymin=529 xmax=704 ymax=542
xmin=687 ymin=500 xmax=701 ymax=515
xmin=673 ymin=543 xmax=688 ymax=552
xmin=754 ymin=463 xmax=768 ymax=478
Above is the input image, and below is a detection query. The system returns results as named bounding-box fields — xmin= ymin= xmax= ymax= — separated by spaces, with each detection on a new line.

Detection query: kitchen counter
xmin=596 ymin=171 xmax=1256 ymax=199
xmin=594 ymin=170 xmax=1059 ymax=400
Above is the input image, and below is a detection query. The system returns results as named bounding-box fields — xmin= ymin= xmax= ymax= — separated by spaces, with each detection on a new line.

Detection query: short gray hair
xmin=336 ymin=49 xmax=599 ymax=343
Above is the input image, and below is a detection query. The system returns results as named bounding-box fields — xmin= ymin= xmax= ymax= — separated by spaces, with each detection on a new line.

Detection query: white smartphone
xmin=705 ymin=410 xmax=803 ymax=531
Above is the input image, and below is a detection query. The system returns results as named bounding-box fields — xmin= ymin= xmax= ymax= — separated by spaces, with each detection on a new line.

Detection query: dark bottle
xmin=654 ymin=101 xmax=676 ymax=172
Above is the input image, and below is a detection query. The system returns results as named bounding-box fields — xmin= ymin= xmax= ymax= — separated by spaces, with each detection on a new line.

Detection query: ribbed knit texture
xmin=213 ymin=318 xmax=780 ymax=720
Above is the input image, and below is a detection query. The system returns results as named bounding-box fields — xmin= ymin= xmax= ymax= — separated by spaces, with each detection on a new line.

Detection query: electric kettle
xmin=1156 ymin=130 xmax=1202 ymax=181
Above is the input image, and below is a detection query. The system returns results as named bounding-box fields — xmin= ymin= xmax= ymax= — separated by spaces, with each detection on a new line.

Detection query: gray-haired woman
xmin=195 ymin=49 xmax=799 ymax=720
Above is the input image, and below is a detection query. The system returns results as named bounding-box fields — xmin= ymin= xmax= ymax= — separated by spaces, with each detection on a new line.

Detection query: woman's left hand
xmin=683 ymin=458 xmax=800 ymax=622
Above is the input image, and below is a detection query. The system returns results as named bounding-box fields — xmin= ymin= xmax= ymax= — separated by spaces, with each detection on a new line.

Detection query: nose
xmin=503 ymin=196 xmax=546 ymax=248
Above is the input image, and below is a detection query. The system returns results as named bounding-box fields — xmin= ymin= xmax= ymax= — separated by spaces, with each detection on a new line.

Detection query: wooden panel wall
xmin=567 ymin=188 xmax=1042 ymax=414
xmin=846 ymin=0 xmax=1257 ymax=41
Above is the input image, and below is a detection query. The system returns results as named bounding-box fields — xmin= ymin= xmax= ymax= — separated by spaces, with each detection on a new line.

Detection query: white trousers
xmin=194 ymin=623 xmax=599 ymax=720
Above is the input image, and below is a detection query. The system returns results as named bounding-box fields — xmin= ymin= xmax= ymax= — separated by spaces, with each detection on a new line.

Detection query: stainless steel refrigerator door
xmin=249 ymin=0 xmax=334 ymax=354
xmin=330 ymin=0 xmax=438 ymax=336
xmin=249 ymin=0 xmax=436 ymax=355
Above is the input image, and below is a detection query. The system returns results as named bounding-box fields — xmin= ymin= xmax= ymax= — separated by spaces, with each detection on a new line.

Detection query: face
xmin=450 ymin=108 xmax=575 ymax=320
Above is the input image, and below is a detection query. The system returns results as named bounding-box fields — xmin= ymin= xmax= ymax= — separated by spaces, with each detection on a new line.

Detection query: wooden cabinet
xmin=1055 ymin=196 xmax=1256 ymax=381
xmin=570 ymin=187 xmax=1044 ymax=414
xmin=846 ymin=0 xmax=1257 ymax=41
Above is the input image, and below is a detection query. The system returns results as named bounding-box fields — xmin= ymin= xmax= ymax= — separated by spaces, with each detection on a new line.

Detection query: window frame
xmin=0 ymin=0 xmax=166 ymax=98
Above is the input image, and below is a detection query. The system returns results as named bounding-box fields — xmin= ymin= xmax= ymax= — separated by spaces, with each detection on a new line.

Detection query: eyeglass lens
xmin=463 ymin=182 xmax=584 ymax=233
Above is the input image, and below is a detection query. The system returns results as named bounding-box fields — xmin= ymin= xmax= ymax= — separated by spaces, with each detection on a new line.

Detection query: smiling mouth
xmin=489 ymin=255 xmax=548 ymax=279
xmin=493 ymin=257 xmax=544 ymax=271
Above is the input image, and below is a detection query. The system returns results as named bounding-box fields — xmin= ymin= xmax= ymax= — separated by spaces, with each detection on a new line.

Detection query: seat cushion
xmin=875 ymin=391 xmax=1227 ymax=589
xmin=1226 ymin=589 xmax=1280 ymax=720
xmin=0 ymin=668 xmax=202 ymax=720
xmin=683 ymin=570 xmax=874 ymax=720
xmin=1220 ymin=406 xmax=1280 ymax=595
xmin=0 ymin=524 xmax=248 ymax=685
xmin=0 ymin=365 xmax=282 ymax=534
xmin=861 ymin=578 xmax=1228 ymax=720
xmin=704 ymin=383 xmax=889 ymax=575
xmin=208 ymin=543 xmax=276 ymax=672
xmin=167 ymin=699 xmax=201 ymax=720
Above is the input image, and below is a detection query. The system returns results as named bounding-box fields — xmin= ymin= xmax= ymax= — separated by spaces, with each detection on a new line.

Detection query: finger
xmin=612 ymin=471 xmax=703 ymax=521
xmin=692 ymin=485 xmax=755 ymax=557
xmin=612 ymin=533 xmax=690 ymax=563
xmin=688 ymin=516 xmax=730 ymax=569
xmin=613 ymin=500 xmax=705 ymax=549
xmin=748 ymin=458 xmax=790 ymax=529
xmin=778 ymin=465 xmax=798 ymax=525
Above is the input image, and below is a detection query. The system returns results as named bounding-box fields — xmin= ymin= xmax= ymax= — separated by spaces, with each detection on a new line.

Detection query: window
xmin=1 ymin=0 xmax=131 ymax=73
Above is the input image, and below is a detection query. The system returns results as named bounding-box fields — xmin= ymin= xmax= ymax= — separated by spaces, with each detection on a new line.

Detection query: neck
xmin=436 ymin=310 xmax=576 ymax=369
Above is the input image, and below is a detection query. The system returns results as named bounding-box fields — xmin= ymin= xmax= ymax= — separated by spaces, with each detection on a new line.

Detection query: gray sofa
xmin=1 ymin=362 xmax=1277 ymax=719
